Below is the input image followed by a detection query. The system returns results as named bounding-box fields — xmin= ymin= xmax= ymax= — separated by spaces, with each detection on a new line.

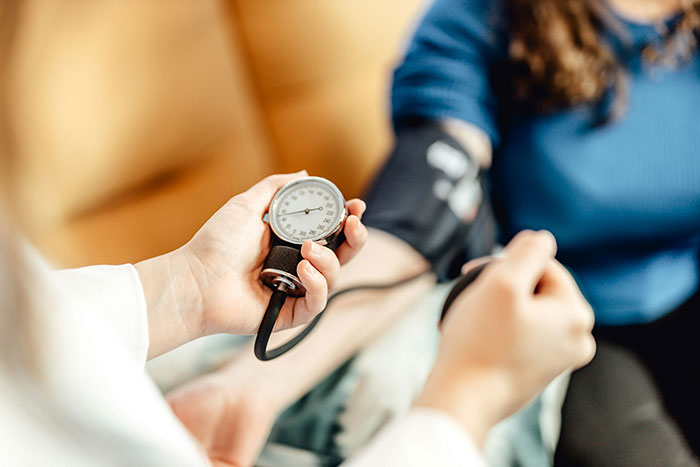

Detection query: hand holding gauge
xmin=255 ymin=177 xmax=350 ymax=360
xmin=260 ymin=177 xmax=348 ymax=297
xmin=255 ymin=175 xmax=428 ymax=360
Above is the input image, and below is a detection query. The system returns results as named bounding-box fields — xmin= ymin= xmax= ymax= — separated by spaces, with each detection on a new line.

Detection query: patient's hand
xmin=167 ymin=369 xmax=280 ymax=467
xmin=417 ymin=230 xmax=596 ymax=445
xmin=137 ymin=171 xmax=367 ymax=358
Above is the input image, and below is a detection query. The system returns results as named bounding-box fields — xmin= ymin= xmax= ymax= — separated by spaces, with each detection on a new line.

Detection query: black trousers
xmin=555 ymin=289 xmax=700 ymax=467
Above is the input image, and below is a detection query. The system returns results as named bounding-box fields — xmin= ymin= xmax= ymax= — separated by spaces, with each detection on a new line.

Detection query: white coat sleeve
xmin=51 ymin=264 xmax=150 ymax=366
xmin=343 ymin=408 xmax=487 ymax=467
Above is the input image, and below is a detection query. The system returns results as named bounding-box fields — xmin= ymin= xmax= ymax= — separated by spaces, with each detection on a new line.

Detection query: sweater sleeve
xmin=391 ymin=0 xmax=507 ymax=147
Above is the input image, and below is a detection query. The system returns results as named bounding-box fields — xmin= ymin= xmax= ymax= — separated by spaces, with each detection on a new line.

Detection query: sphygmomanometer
xmin=362 ymin=120 xmax=496 ymax=281
xmin=254 ymin=121 xmax=496 ymax=360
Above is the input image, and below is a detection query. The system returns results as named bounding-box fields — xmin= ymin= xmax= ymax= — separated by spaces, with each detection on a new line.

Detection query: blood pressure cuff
xmin=362 ymin=121 xmax=497 ymax=282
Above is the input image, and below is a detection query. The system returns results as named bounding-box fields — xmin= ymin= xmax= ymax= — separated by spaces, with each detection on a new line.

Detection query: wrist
xmin=166 ymin=246 xmax=208 ymax=337
xmin=135 ymin=248 xmax=206 ymax=358
xmin=415 ymin=363 xmax=514 ymax=446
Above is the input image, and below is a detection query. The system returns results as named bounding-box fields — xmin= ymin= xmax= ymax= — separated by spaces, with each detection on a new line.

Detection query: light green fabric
xmin=147 ymin=284 xmax=561 ymax=467
xmin=265 ymin=283 xmax=558 ymax=467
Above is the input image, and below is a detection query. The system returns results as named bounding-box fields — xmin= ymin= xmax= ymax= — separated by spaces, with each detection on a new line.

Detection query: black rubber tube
xmin=254 ymin=270 xmax=430 ymax=361
xmin=254 ymin=289 xmax=288 ymax=361
xmin=439 ymin=261 xmax=491 ymax=321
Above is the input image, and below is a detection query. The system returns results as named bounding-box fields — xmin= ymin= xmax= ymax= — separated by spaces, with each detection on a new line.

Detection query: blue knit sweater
xmin=392 ymin=0 xmax=700 ymax=325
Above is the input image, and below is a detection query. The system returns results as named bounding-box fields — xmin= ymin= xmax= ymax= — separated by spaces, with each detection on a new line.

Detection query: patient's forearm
xmin=228 ymin=120 xmax=490 ymax=408
xmin=220 ymin=229 xmax=433 ymax=408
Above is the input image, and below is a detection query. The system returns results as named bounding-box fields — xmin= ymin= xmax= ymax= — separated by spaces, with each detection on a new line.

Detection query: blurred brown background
xmin=11 ymin=0 xmax=426 ymax=267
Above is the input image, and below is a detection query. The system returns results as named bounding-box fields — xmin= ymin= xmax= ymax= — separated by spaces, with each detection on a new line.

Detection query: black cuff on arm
xmin=363 ymin=120 xmax=497 ymax=282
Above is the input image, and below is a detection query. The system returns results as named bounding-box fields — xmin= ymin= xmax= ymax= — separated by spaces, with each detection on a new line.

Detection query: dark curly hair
xmin=506 ymin=0 xmax=700 ymax=119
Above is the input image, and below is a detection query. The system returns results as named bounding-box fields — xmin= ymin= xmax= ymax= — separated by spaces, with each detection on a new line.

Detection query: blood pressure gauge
xmin=268 ymin=177 xmax=347 ymax=246
xmin=261 ymin=176 xmax=347 ymax=296
xmin=255 ymin=176 xmax=347 ymax=360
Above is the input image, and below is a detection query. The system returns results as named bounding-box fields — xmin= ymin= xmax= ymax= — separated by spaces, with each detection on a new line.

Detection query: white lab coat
xmin=0 ymin=249 xmax=485 ymax=466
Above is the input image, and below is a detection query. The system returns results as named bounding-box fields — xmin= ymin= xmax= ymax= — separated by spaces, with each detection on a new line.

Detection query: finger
xmin=461 ymin=256 xmax=495 ymax=275
xmin=535 ymin=259 xmax=580 ymax=298
xmin=301 ymin=240 xmax=340 ymax=290
xmin=346 ymin=199 xmax=367 ymax=219
xmin=579 ymin=302 xmax=596 ymax=335
xmin=237 ymin=171 xmax=308 ymax=213
xmin=576 ymin=335 xmax=597 ymax=369
xmin=335 ymin=215 xmax=368 ymax=264
xmin=499 ymin=230 xmax=557 ymax=292
xmin=535 ymin=260 xmax=593 ymax=330
xmin=294 ymin=259 xmax=328 ymax=322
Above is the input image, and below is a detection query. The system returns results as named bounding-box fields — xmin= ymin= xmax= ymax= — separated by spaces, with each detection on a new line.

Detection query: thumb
xmin=499 ymin=230 xmax=557 ymax=292
xmin=536 ymin=258 xmax=584 ymax=300
xmin=240 ymin=171 xmax=308 ymax=213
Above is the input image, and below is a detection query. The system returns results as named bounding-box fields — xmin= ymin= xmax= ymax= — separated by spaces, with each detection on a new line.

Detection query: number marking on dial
xmin=270 ymin=178 xmax=345 ymax=244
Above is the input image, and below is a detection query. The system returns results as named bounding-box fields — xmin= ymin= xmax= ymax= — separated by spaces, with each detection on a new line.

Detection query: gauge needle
xmin=280 ymin=206 xmax=323 ymax=216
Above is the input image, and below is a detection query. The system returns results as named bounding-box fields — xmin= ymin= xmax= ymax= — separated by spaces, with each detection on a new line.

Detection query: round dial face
xmin=269 ymin=177 xmax=346 ymax=244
